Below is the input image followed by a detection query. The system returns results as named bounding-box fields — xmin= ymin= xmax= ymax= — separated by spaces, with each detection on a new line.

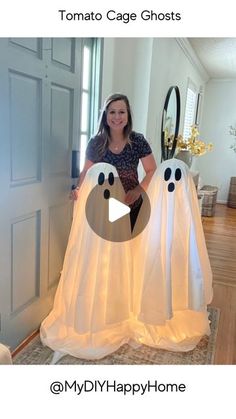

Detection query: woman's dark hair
xmin=95 ymin=93 xmax=133 ymax=158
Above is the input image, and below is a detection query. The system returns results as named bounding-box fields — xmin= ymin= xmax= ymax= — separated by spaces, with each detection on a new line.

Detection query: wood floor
xmin=203 ymin=204 xmax=236 ymax=364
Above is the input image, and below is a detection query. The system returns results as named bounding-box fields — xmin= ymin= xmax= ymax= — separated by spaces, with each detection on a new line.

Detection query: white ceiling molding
xmin=176 ymin=38 xmax=209 ymax=82
xmin=204 ymin=78 xmax=236 ymax=82
xmin=187 ymin=38 xmax=236 ymax=79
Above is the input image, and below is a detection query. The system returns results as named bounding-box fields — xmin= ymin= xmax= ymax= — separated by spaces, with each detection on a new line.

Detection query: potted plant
xmin=175 ymin=125 xmax=213 ymax=167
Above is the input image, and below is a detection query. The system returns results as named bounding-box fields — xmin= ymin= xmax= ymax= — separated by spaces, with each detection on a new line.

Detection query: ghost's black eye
xmin=175 ymin=168 xmax=182 ymax=181
xmin=164 ymin=167 xmax=171 ymax=181
xmin=108 ymin=172 xmax=114 ymax=185
xmin=98 ymin=172 xmax=105 ymax=185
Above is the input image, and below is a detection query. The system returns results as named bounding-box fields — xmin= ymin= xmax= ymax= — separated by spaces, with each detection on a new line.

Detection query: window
xmin=183 ymin=80 xmax=197 ymax=140
xmin=79 ymin=39 xmax=102 ymax=171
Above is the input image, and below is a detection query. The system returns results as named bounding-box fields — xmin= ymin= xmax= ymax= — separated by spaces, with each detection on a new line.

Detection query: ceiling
xmin=188 ymin=38 xmax=236 ymax=79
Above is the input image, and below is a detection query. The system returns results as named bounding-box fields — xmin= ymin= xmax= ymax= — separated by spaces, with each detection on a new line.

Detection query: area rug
xmin=13 ymin=307 xmax=219 ymax=365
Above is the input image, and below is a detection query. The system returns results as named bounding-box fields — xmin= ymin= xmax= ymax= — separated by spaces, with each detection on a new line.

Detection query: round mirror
xmin=161 ymin=86 xmax=181 ymax=161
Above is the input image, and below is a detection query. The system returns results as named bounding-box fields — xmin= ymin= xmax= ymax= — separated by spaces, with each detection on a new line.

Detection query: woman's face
xmin=106 ymin=100 xmax=128 ymax=133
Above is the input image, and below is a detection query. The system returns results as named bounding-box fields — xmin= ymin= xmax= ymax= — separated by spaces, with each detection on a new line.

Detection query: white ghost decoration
xmin=131 ymin=158 xmax=213 ymax=351
xmin=40 ymin=163 xmax=133 ymax=360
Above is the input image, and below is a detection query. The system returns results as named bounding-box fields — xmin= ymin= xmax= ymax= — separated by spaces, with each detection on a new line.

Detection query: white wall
xmin=102 ymin=38 xmax=153 ymax=133
xmin=145 ymin=38 xmax=206 ymax=161
xmin=101 ymin=38 xmax=154 ymax=179
xmin=102 ymin=38 xmax=206 ymax=165
xmin=101 ymin=38 xmax=115 ymax=103
xmin=101 ymin=38 xmax=236 ymax=202
xmin=195 ymin=80 xmax=236 ymax=202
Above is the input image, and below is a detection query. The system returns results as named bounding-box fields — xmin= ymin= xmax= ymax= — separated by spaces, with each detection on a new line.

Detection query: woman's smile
xmin=107 ymin=100 xmax=128 ymax=131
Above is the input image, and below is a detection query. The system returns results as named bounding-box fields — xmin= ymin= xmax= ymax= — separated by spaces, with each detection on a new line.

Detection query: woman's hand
xmin=70 ymin=188 xmax=80 ymax=201
xmin=69 ymin=160 xmax=94 ymax=201
xmin=125 ymin=186 xmax=142 ymax=205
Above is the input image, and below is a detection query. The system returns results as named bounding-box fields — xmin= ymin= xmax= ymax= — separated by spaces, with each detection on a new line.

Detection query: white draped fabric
xmin=40 ymin=159 xmax=213 ymax=359
xmin=131 ymin=158 xmax=213 ymax=351
xmin=0 ymin=343 xmax=12 ymax=364
xmin=41 ymin=163 xmax=133 ymax=359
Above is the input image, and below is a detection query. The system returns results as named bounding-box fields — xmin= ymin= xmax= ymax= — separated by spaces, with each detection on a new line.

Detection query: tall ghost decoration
xmin=40 ymin=163 xmax=133 ymax=360
xmin=131 ymin=158 xmax=213 ymax=351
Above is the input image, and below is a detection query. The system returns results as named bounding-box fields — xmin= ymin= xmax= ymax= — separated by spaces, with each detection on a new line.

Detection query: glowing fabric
xmin=132 ymin=158 xmax=213 ymax=350
xmin=41 ymin=159 xmax=213 ymax=359
xmin=40 ymin=163 xmax=133 ymax=359
xmin=0 ymin=343 xmax=12 ymax=364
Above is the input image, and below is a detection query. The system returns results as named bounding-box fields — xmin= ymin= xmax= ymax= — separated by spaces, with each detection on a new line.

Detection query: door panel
xmin=11 ymin=211 xmax=40 ymax=313
xmin=10 ymin=38 xmax=41 ymax=55
xmin=9 ymin=71 xmax=42 ymax=185
xmin=48 ymin=203 xmax=71 ymax=288
xmin=50 ymin=84 xmax=72 ymax=175
xmin=51 ymin=38 xmax=75 ymax=70
xmin=0 ymin=38 xmax=82 ymax=350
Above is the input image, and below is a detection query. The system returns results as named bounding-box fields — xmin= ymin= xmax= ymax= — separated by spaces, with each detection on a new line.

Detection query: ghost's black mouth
xmin=104 ymin=189 xmax=110 ymax=199
xmin=168 ymin=182 xmax=175 ymax=192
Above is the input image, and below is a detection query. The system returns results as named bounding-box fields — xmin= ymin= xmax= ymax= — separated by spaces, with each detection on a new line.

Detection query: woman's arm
xmin=139 ymin=153 xmax=157 ymax=191
xmin=71 ymin=159 xmax=94 ymax=200
xmin=125 ymin=153 xmax=157 ymax=205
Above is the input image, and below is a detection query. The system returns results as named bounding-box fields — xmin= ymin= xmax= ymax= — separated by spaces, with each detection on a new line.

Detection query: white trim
xmin=217 ymin=200 xmax=228 ymax=204
xmin=175 ymin=38 xmax=209 ymax=82
xmin=208 ymin=78 xmax=236 ymax=83
xmin=183 ymin=79 xmax=198 ymax=139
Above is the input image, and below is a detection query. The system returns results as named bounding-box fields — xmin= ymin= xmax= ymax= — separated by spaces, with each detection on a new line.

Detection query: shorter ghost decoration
xmin=132 ymin=158 xmax=213 ymax=351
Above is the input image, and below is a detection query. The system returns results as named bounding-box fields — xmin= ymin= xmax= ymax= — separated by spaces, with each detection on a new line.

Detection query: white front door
xmin=0 ymin=38 xmax=82 ymax=350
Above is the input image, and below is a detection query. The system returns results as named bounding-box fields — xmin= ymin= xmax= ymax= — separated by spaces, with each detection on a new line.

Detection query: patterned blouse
xmin=86 ymin=131 xmax=152 ymax=207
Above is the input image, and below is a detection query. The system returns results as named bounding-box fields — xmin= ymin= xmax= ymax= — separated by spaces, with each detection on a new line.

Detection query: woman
xmin=72 ymin=93 xmax=157 ymax=230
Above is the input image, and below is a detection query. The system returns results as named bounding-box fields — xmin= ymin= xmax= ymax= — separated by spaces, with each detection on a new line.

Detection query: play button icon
xmin=108 ymin=198 xmax=130 ymax=222
xmin=85 ymin=169 xmax=151 ymax=242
